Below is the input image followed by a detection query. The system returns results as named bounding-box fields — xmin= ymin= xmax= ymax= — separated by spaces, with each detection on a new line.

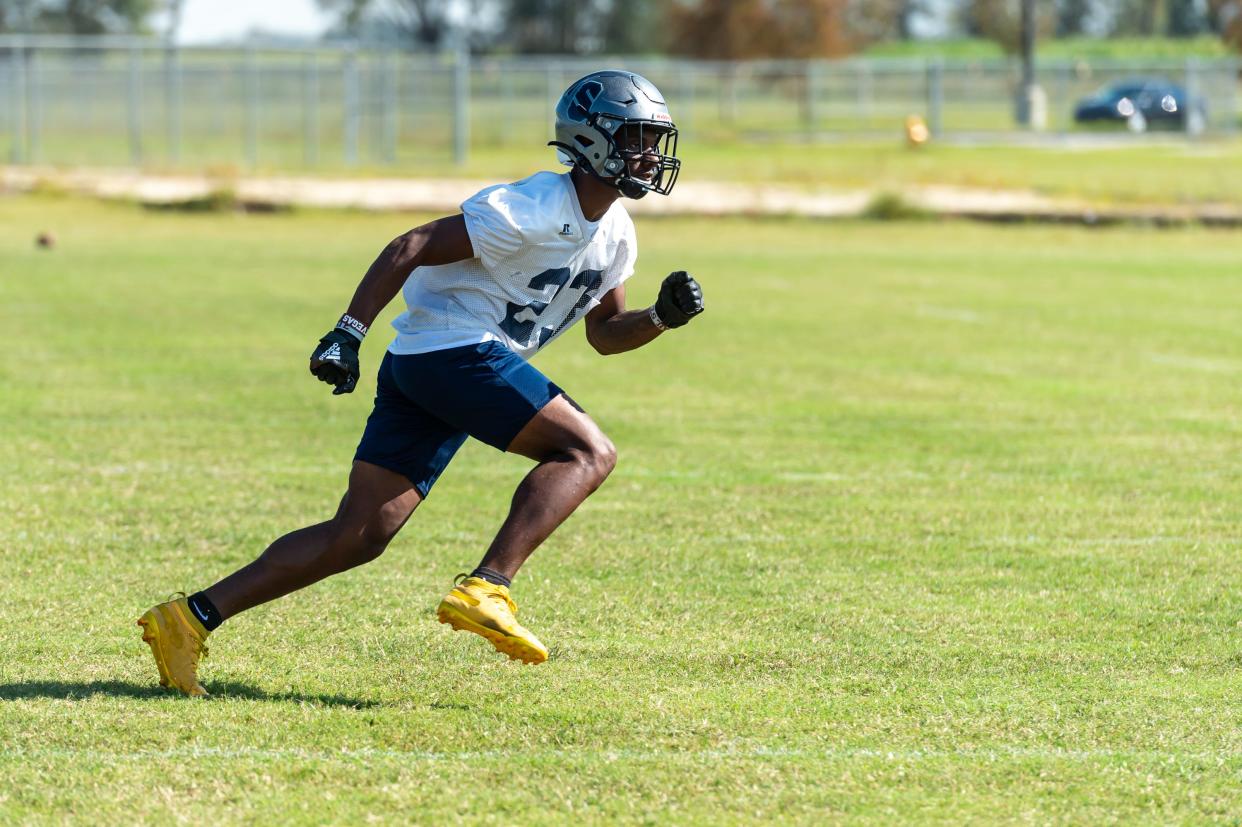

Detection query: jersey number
xmin=500 ymin=267 xmax=604 ymax=350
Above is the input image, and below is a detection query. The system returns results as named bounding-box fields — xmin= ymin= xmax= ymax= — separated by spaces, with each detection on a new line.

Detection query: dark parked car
xmin=1074 ymin=78 xmax=1207 ymax=132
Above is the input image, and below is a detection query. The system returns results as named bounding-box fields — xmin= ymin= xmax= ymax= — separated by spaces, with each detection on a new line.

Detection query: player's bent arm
xmin=584 ymin=285 xmax=664 ymax=356
xmin=309 ymin=214 xmax=473 ymax=395
xmin=342 ymin=214 xmax=474 ymax=328
xmin=585 ymin=271 xmax=706 ymax=356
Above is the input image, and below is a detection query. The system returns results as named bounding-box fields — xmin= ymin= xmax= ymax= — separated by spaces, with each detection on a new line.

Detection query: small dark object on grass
xmin=35 ymin=232 xmax=55 ymax=249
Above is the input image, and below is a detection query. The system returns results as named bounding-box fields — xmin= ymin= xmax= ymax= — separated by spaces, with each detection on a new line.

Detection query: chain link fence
xmin=1 ymin=36 xmax=1239 ymax=170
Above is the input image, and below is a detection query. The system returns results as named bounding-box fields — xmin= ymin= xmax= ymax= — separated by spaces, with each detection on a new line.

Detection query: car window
xmin=1140 ymin=81 xmax=1181 ymax=96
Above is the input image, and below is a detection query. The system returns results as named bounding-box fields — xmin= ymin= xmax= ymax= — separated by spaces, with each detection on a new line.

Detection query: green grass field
xmin=679 ymin=140 xmax=1242 ymax=205
xmin=3 ymin=194 xmax=1242 ymax=823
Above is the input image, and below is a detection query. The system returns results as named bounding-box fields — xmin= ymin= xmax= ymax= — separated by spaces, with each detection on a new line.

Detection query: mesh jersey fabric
xmin=388 ymin=171 xmax=638 ymax=360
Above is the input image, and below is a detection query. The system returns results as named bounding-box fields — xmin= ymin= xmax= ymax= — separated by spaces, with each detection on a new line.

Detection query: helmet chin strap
xmin=577 ymin=156 xmax=650 ymax=200
xmin=550 ymin=141 xmax=653 ymax=201
xmin=616 ymin=178 xmax=649 ymax=200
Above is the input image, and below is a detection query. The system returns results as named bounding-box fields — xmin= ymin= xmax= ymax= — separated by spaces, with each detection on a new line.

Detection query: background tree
xmin=670 ymin=0 xmax=855 ymax=60
xmin=1207 ymin=0 xmax=1242 ymax=46
xmin=668 ymin=0 xmax=773 ymax=60
xmin=847 ymin=0 xmax=919 ymax=45
xmin=961 ymin=0 xmax=1053 ymax=53
xmin=162 ymin=0 xmax=183 ymax=39
xmin=1108 ymin=0 xmax=1187 ymax=34
xmin=596 ymin=0 xmax=664 ymax=54
xmin=318 ymin=0 xmax=371 ymax=37
xmin=0 ymin=0 xmax=156 ymax=33
xmin=318 ymin=0 xmax=499 ymax=48
xmin=775 ymin=0 xmax=854 ymax=57
xmin=895 ymin=0 xmax=927 ymax=39
xmin=383 ymin=0 xmax=452 ymax=46
xmin=503 ymin=0 xmax=583 ymax=53
xmin=495 ymin=0 xmax=662 ymax=55
xmin=1056 ymin=0 xmax=1093 ymax=35
xmin=1166 ymin=0 xmax=1208 ymax=34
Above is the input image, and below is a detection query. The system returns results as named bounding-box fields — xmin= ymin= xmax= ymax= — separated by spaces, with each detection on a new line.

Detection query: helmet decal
xmin=568 ymin=81 xmax=604 ymax=123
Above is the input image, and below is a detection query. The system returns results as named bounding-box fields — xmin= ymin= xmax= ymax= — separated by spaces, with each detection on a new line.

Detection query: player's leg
xmin=431 ymin=368 xmax=615 ymax=668
xmin=137 ymin=461 xmax=422 ymax=697
xmin=436 ymin=394 xmax=615 ymax=664
xmin=355 ymin=340 xmax=612 ymax=664
xmin=476 ymin=393 xmax=616 ymax=579
xmin=139 ymin=351 xmax=466 ymax=695
xmin=202 ymin=459 xmax=422 ymax=619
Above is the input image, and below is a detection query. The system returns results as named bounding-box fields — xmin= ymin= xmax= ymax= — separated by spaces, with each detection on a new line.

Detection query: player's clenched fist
xmin=652 ymin=271 xmax=704 ymax=329
xmin=310 ymin=329 xmax=361 ymax=395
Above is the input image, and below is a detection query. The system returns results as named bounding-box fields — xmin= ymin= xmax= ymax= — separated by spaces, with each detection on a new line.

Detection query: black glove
xmin=653 ymin=271 xmax=704 ymax=329
xmin=309 ymin=329 xmax=361 ymax=395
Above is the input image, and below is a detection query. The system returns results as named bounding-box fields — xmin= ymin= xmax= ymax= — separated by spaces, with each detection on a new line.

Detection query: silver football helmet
xmin=550 ymin=70 xmax=681 ymax=200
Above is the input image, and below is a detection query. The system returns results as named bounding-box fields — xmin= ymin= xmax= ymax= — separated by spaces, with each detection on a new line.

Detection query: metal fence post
xmin=1227 ymin=58 xmax=1240 ymax=137
xmin=452 ymin=39 xmax=470 ymax=166
xmin=500 ymin=64 xmax=514 ymax=147
xmin=856 ymin=60 xmax=872 ymax=124
xmin=1183 ymin=56 xmax=1201 ymax=136
xmin=0 ymin=54 xmax=7 ymax=161
xmin=10 ymin=40 xmax=27 ymax=164
xmin=245 ymin=46 xmax=260 ymax=168
xmin=545 ymin=61 xmax=559 ymax=142
xmin=925 ymin=58 xmax=944 ymax=138
xmin=127 ymin=45 xmax=143 ymax=165
xmin=719 ymin=62 xmax=737 ymax=127
xmin=27 ymin=43 xmax=41 ymax=163
xmin=1056 ymin=61 xmax=1071 ymax=135
xmin=343 ymin=46 xmax=359 ymax=166
xmin=76 ymin=48 xmax=94 ymax=133
xmin=804 ymin=60 xmax=819 ymax=133
xmin=164 ymin=43 xmax=181 ymax=163
xmin=678 ymin=60 xmax=694 ymax=135
xmin=383 ymin=49 xmax=398 ymax=165
xmin=303 ymin=52 xmax=319 ymax=167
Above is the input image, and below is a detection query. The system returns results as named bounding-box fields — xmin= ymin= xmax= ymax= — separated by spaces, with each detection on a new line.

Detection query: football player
xmin=138 ymin=70 xmax=705 ymax=695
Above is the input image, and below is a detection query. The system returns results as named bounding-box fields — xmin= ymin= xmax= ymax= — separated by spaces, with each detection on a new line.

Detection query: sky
xmin=167 ymin=0 xmax=956 ymax=45
xmin=175 ymin=0 xmax=333 ymax=44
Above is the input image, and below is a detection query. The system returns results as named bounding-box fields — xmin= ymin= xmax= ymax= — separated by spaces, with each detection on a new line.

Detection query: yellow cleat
xmin=137 ymin=595 xmax=211 ymax=696
xmin=436 ymin=576 xmax=549 ymax=665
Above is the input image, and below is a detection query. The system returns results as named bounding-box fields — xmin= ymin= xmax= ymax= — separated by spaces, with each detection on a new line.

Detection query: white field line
xmin=0 ymin=746 xmax=1238 ymax=764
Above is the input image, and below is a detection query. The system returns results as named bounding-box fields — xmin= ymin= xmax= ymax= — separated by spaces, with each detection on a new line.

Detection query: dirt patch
xmin=4 ymin=165 xmax=1240 ymax=227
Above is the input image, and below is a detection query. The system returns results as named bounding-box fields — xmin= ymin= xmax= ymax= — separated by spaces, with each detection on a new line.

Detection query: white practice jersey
xmin=389 ymin=171 xmax=638 ymax=360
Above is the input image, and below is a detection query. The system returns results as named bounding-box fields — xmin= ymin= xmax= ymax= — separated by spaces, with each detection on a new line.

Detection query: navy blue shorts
xmin=354 ymin=341 xmax=563 ymax=497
